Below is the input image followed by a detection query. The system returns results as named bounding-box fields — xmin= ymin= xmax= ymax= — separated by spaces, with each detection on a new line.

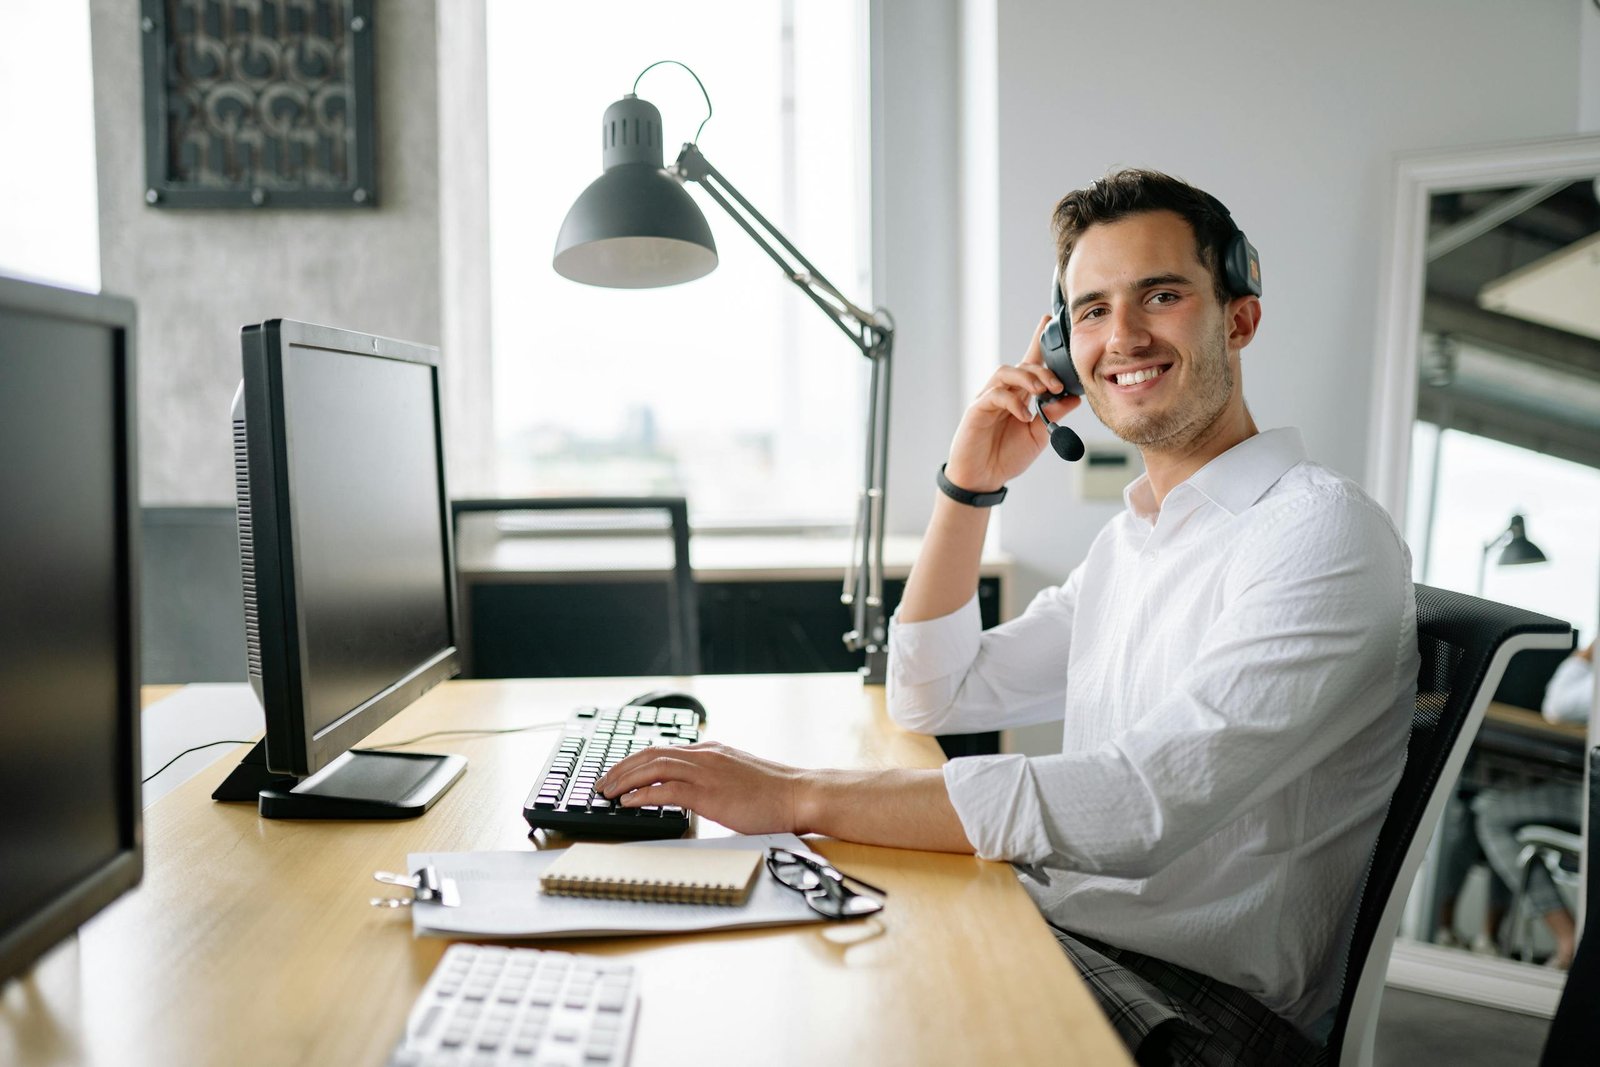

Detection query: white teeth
xmin=1113 ymin=366 xmax=1166 ymax=386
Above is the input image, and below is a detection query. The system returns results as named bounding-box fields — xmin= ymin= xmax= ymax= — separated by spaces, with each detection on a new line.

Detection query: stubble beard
xmin=1083 ymin=327 xmax=1235 ymax=453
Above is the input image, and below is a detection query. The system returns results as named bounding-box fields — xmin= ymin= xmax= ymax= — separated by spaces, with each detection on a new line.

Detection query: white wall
xmin=977 ymin=0 xmax=1585 ymax=600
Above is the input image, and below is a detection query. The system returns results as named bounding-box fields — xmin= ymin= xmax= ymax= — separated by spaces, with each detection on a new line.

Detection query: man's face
xmin=1061 ymin=210 xmax=1243 ymax=453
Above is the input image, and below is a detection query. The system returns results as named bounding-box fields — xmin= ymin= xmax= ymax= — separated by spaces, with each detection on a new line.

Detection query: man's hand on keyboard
xmin=597 ymin=742 xmax=807 ymax=836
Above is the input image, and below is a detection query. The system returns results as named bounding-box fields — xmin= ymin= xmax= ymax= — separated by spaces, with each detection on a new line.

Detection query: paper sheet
xmin=408 ymin=832 xmax=820 ymax=938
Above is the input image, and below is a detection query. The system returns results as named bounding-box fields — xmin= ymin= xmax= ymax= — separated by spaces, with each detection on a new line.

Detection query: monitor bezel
xmin=240 ymin=318 xmax=461 ymax=778
xmin=0 ymin=275 xmax=143 ymax=985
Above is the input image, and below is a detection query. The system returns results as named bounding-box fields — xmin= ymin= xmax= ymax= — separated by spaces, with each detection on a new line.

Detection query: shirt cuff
xmin=888 ymin=593 xmax=982 ymax=686
xmin=943 ymin=753 xmax=1055 ymax=865
xmin=886 ymin=595 xmax=984 ymax=733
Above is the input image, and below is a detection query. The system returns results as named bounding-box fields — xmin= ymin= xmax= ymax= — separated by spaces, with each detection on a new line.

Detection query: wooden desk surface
xmin=1483 ymin=701 xmax=1589 ymax=743
xmin=10 ymin=675 xmax=1128 ymax=1067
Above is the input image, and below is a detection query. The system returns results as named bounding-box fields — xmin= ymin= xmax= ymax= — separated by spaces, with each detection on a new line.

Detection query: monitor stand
xmin=211 ymin=740 xmax=466 ymax=819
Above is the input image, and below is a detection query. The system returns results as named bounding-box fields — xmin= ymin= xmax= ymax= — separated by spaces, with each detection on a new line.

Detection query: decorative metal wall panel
xmin=140 ymin=0 xmax=377 ymax=208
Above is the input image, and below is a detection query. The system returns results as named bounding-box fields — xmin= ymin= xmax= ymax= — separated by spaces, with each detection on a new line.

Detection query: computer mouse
xmin=624 ymin=689 xmax=707 ymax=724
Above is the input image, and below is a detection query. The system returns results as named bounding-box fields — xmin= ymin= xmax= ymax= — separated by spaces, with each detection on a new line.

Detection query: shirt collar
xmin=1123 ymin=427 xmax=1308 ymax=521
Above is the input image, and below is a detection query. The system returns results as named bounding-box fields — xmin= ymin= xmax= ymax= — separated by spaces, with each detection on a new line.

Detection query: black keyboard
xmin=522 ymin=705 xmax=700 ymax=839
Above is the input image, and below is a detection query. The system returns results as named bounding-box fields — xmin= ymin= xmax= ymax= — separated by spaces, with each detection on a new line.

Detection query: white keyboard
xmin=389 ymin=943 xmax=640 ymax=1066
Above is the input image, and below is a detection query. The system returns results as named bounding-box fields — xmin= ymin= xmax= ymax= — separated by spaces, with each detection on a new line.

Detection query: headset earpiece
xmin=1200 ymin=192 xmax=1262 ymax=298
xmin=1041 ymin=273 xmax=1084 ymax=399
xmin=1035 ymin=271 xmax=1086 ymax=462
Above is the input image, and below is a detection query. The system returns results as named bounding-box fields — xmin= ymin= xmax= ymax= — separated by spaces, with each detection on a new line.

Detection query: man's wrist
xmin=792 ymin=770 xmax=831 ymax=836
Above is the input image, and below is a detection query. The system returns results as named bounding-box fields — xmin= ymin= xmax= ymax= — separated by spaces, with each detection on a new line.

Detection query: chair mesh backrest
xmin=1316 ymin=584 xmax=1570 ymax=1065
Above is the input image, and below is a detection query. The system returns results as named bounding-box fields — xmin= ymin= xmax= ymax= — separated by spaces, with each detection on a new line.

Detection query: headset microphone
xmin=1036 ymin=394 xmax=1085 ymax=461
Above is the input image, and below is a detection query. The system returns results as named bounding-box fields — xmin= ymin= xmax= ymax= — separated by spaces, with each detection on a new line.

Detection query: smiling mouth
xmin=1110 ymin=364 xmax=1170 ymax=387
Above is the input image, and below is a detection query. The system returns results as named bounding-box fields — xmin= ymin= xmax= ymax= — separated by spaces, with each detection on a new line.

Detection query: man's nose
xmin=1105 ymin=302 xmax=1151 ymax=355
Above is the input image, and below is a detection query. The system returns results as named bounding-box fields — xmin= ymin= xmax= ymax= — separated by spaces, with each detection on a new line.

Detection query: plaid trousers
xmin=1051 ymin=926 xmax=1321 ymax=1067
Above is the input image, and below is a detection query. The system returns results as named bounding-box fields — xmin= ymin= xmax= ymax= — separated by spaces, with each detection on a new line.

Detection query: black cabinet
xmin=466 ymin=575 xmax=1002 ymax=678
xmin=463 ymin=574 xmax=1005 ymax=757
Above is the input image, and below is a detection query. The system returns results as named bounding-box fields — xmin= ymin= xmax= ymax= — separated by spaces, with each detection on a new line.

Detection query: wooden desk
xmin=8 ymin=675 xmax=1129 ymax=1066
xmin=1478 ymin=701 xmax=1589 ymax=776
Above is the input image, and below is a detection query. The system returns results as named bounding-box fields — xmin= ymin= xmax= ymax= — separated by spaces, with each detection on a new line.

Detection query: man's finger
xmin=1018 ymin=313 xmax=1053 ymax=367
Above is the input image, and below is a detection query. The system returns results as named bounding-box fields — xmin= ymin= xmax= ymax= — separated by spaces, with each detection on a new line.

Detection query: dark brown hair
xmin=1051 ymin=168 xmax=1238 ymax=306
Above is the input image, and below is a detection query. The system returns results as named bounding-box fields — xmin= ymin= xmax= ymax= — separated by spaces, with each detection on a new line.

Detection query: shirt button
xmin=1142 ymin=550 xmax=1158 ymax=563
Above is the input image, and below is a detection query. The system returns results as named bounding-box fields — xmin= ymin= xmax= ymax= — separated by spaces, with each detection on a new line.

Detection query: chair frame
xmin=450 ymin=497 xmax=700 ymax=677
xmin=1328 ymin=584 xmax=1572 ymax=1067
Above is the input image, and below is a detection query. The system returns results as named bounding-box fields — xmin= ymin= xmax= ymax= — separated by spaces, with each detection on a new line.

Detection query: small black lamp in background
xmin=1477 ymin=514 xmax=1548 ymax=596
xmin=552 ymin=62 xmax=895 ymax=683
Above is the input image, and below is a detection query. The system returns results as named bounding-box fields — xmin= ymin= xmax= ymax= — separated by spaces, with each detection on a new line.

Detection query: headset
xmin=1035 ymin=195 xmax=1262 ymax=462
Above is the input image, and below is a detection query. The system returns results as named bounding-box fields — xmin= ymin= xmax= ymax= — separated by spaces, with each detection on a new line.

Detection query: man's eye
xmin=1080 ymin=307 xmax=1107 ymax=321
xmin=1149 ymin=291 xmax=1180 ymax=305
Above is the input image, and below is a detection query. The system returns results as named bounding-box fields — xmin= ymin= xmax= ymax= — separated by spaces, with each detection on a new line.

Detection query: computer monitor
xmin=0 ymin=275 xmax=142 ymax=984
xmin=211 ymin=319 xmax=464 ymax=819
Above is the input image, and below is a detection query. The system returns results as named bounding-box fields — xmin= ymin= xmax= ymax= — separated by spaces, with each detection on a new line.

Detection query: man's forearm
xmin=795 ymin=767 xmax=975 ymax=853
xmin=896 ymin=493 xmax=992 ymax=623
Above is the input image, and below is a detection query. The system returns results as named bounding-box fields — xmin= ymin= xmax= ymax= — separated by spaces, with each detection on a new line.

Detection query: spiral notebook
xmin=539 ymin=842 xmax=763 ymax=906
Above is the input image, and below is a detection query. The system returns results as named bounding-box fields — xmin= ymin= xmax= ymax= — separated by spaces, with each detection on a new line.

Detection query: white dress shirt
xmin=887 ymin=428 xmax=1418 ymax=1029
xmin=1541 ymin=655 xmax=1594 ymax=725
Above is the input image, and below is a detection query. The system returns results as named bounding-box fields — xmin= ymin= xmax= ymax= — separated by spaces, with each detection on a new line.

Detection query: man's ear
xmin=1227 ymin=295 xmax=1262 ymax=351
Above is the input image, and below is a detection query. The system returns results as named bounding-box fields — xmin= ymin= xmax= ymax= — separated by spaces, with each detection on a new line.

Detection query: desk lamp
xmin=1477 ymin=513 xmax=1548 ymax=596
xmin=552 ymin=62 xmax=894 ymax=683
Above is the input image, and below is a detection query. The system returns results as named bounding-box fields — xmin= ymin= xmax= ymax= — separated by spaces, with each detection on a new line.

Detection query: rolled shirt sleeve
xmin=1541 ymin=656 xmax=1594 ymax=725
xmin=887 ymin=570 xmax=1084 ymax=736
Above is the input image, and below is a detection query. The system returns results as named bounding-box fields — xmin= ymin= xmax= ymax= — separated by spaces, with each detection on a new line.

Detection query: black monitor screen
xmin=279 ymin=340 xmax=453 ymax=738
xmin=0 ymin=277 xmax=140 ymax=982
xmin=237 ymin=320 xmax=459 ymax=786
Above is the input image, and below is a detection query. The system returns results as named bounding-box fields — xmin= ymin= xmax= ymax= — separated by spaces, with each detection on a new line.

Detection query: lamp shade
xmin=1496 ymin=514 xmax=1547 ymax=566
xmin=552 ymin=95 xmax=717 ymax=288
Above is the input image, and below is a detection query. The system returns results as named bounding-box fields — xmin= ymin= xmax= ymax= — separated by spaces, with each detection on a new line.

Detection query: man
xmin=598 ymin=169 xmax=1418 ymax=1065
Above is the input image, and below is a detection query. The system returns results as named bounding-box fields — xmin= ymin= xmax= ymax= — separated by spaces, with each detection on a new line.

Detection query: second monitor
xmin=213 ymin=319 xmax=464 ymax=818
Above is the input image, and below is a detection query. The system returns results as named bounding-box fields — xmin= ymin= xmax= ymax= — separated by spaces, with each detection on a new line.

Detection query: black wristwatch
xmin=936 ymin=464 xmax=1007 ymax=507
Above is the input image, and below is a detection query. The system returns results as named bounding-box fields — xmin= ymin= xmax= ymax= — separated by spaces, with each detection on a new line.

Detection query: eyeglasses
xmin=765 ymin=847 xmax=887 ymax=920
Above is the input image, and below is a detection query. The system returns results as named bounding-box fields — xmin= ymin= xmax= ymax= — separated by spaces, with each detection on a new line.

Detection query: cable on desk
xmin=366 ymin=721 xmax=567 ymax=750
xmin=142 ymin=722 xmax=567 ymax=783
xmin=143 ymin=739 xmax=254 ymax=783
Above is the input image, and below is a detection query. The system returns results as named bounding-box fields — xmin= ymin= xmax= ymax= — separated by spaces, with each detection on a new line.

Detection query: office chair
xmin=1318 ymin=584 xmax=1572 ymax=1067
xmin=450 ymin=497 xmax=701 ymax=677
xmin=1537 ymin=745 xmax=1599 ymax=1067
xmin=1504 ymin=824 xmax=1582 ymax=962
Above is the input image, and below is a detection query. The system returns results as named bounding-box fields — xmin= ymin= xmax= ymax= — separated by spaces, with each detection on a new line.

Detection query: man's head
xmin=1052 ymin=169 xmax=1247 ymax=307
xmin=1051 ymin=169 xmax=1262 ymax=457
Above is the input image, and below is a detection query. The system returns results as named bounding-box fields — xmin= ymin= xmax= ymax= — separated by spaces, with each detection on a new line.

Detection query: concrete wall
xmin=89 ymin=0 xmax=491 ymax=505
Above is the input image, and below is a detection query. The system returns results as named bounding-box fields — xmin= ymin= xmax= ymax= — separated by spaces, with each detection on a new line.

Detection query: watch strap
xmin=936 ymin=464 xmax=1007 ymax=507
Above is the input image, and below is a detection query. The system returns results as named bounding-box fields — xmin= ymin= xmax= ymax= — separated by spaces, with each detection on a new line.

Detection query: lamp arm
xmin=673 ymin=144 xmax=889 ymax=357
xmin=673 ymin=142 xmax=894 ymax=681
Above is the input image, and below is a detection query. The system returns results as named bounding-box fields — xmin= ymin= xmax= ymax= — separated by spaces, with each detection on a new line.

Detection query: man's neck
xmin=1140 ymin=406 xmax=1259 ymax=509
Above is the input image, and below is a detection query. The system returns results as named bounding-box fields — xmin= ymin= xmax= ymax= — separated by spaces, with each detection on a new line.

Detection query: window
xmin=1408 ymin=422 xmax=1600 ymax=641
xmin=486 ymin=0 xmax=870 ymax=527
xmin=0 ymin=2 xmax=99 ymax=291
